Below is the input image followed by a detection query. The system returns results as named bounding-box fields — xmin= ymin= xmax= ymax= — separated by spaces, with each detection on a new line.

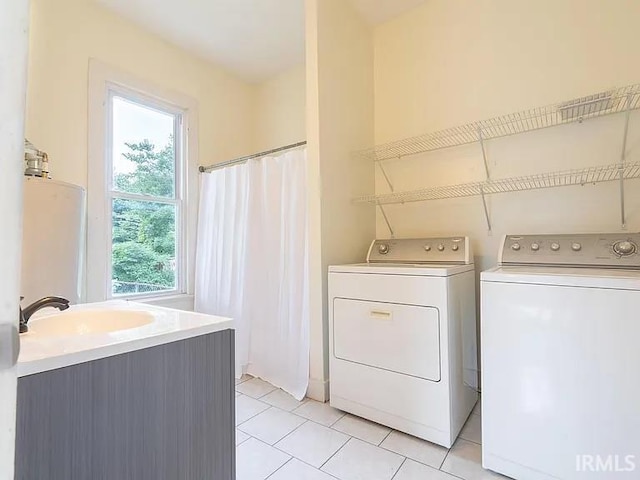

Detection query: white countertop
xmin=18 ymin=300 xmax=234 ymax=378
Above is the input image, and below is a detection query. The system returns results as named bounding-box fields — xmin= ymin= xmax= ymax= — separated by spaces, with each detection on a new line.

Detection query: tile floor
xmin=235 ymin=375 xmax=508 ymax=480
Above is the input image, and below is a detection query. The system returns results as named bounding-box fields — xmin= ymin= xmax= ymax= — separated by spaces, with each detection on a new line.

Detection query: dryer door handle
xmin=370 ymin=310 xmax=392 ymax=320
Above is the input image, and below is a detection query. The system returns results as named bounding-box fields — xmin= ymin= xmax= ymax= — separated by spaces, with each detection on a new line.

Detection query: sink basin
xmin=28 ymin=310 xmax=154 ymax=336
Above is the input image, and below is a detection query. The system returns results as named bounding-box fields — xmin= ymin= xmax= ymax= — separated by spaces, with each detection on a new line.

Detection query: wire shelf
xmin=354 ymin=162 xmax=640 ymax=206
xmin=360 ymin=83 xmax=640 ymax=162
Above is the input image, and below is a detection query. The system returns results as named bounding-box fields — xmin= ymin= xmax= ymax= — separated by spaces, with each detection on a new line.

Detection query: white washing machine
xmin=482 ymin=233 xmax=640 ymax=480
xmin=329 ymin=237 xmax=478 ymax=448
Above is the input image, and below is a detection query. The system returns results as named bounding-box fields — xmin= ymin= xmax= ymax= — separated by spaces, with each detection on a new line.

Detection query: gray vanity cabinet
xmin=15 ymin=329 xmax=235 ymax=480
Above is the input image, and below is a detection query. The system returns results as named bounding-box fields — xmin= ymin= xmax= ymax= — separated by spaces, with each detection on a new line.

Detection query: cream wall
xmin=373 ymin=0 xmax=640 ymax=383
xmin=254 ymin=64 xmax=306 ymax=152
xmin=25 ymin=0 xmax=313 ymax=386
xmin=305 ymin=0 xmax=375 ymax=400
xmin=373 ymin=0 xmax=640 ymax=270
xmin=26 ymin=0 xmax=256 ymax=189
xmin=26 ymin=0 xmax=260 ymax=311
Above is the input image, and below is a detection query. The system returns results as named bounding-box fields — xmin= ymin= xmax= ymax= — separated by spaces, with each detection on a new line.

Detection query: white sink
xmin=28 ymin=309 xmax=154 ymax=336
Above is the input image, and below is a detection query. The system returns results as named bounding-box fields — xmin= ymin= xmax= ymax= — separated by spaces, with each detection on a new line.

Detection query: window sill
xmin=124 ymin=293 xmax=194 ymax=312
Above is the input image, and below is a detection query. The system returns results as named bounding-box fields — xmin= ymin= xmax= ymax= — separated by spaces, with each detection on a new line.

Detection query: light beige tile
xmin=380 ymin=431 xmax=448 ymax=468
xmin=292 ymin=400 xmax=345 ymax=426
xmin=275 ymin=420 xmax=350 ymax=468
xmin=236 ymin=429 xmax=251 ymax=446
xmin=331 ymin=414 xmax=391 ymax=445
xmin=268 ymin=459 xmax=337 ymax=480
xmin=322 ymin=438 xmax=404 ymax=480
xmin=236 ymin=394 xmax=270 ymax=425
xmin=472 ymin=397 xmax=481 ymax=416
xmin=460 ymin=413 xmax=482 ymax=445
xmin=239 ymin=407 xmax=306 ymax=445
xmin=236 ymin=437 xmax=290 ymax=480
xmin=393 ymin=459 xmax=460 ymax=480
xmin=261 ymin=389 xmax=308 ymax=412
xmin=236 ymin=374 xmax=253 ymax=386
xmin=236 ymin=378 xmax=278 ymax=399
xmin=441 ymin=439 xmax=508 ymax=480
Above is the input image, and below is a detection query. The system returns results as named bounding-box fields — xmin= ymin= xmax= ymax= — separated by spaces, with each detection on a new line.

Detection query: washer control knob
xmin=571 ymin=243 xmax=582 ymax=252
xmin=511 ymin=243 xmax=521 ymax=251
xmin=451 ymin=244 xmax=459 ymax=251
xmin=551 ymin=242 xmax=560 ymax=251
xmin=437 ymin=244 xmax=445 ymax=252
xmin=613 ymin=240 xmax=637 ymax=256
xmin=531 ymin=243 xmax=540 ymax=251
xmin=424 ymin=245 xmax=431 ymax=252
xmin=378 ymin=244 xmax=389 ymax=255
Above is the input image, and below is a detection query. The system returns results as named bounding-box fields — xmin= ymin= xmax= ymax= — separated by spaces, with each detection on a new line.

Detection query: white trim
xmin=104 ymin=85 xmax=186 ymax=298
xmin=0 ymin=0 xmax=30 ymax=474
xmin=105 ymin=86 xmax=185 ymax=298
xmin=306 ymin=377 xmax=330 ymax=402
xmin=138 ymin=294 xmax=195 ymax=312
xmin=87 ymin=60 xmax=199 ymax=302
xmin=108 ymin=191 xmax=179 ymax=205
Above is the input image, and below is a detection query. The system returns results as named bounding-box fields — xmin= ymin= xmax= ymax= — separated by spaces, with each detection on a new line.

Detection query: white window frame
xmin=87 ymin=60 xmax=199 ymax=303
xmin=106 ymin=91 xmax=185 ymax=298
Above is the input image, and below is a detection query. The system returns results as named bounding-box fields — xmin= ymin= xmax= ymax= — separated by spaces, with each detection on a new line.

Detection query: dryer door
xmin=333 ymin=298 xmax=441 ymax=381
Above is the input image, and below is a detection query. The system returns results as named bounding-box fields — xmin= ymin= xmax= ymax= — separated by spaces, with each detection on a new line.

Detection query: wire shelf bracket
xmin=478 ymin=128 xmax=492 ymax=232
xmin=377 ymin=161 xmax=394 ymax=192
xmin=619 ymin=93 xmax=633 ymax=229
xmin=478 ymin=127 xmax=490 ymax=180
xmin=378 ymin=203 xmax=395 ymax=238
xmin=480 ymin=186 xmax=492 ymax=233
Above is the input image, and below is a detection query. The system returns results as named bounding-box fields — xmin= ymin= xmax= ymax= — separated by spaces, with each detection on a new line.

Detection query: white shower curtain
xmin=195 ymin=149 xmax=309 ymax=400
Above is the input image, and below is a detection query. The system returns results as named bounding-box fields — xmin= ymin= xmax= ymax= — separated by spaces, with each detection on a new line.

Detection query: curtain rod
xmin=198 ymin=141 xmax=307 ymax=173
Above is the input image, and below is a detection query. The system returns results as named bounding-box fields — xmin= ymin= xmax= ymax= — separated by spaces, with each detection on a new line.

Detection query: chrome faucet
xmin=19 ymin=296 xmax=70 ymax=333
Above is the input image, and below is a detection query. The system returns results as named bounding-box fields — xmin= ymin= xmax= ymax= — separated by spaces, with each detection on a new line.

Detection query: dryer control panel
xmin=367 ymin=237 xmax=472 ymax=264
xmin=500 ymin=233 xmax=640 ymax=268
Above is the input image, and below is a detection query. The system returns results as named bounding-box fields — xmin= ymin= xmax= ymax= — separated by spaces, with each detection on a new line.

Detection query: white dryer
xmin=482 ymin=233 xmax=640 ymax=480
xmin=329 ymin=237 xmax=478 ymax=448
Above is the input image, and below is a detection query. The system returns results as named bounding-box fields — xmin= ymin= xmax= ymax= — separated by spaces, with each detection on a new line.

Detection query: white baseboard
xmin=306 ymin=377 xmax=330 ymax=402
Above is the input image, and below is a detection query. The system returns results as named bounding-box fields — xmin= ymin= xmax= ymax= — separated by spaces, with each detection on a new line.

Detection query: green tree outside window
xmin=112 ymin=139 xmax=177 ymax=295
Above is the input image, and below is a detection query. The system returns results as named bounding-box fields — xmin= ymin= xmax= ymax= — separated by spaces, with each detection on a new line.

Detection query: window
xmin=108 ymin=94 xmax=184 ymax=297
xmin=88 ymin=62 xmax=197 ymax=302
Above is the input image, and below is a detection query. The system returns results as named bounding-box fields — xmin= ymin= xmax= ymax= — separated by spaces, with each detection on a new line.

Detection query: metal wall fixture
xmin=199 ymin=141 xmax=307 ymax=173
xmin=357 ymin=83 xmax=640 ymax=234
